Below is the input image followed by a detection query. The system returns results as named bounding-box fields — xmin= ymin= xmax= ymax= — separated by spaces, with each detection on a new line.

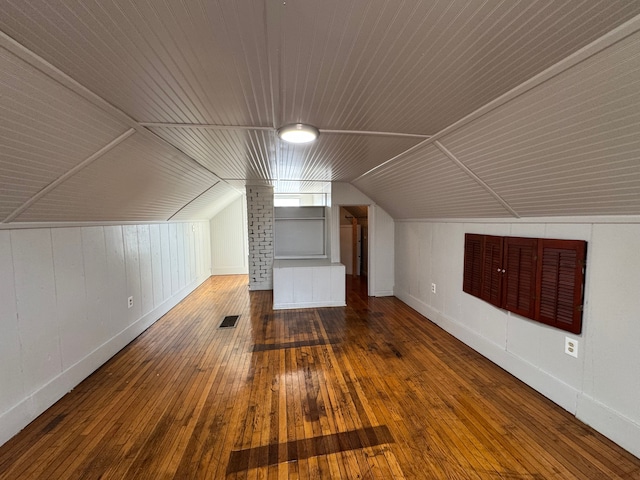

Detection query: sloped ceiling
xmin=1 ymin=1 xmax=640 ymax=224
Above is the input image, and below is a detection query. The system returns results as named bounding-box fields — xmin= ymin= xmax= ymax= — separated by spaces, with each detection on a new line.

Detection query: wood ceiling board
xmin=0 ymin=46 xmax=130 ymax=220
xmin=354 ymin=144 xmax=512 ymax=219
xmin=274 ymin=181 xmax=331 ymax=194
xmin=13 ymin=134 xmax=219 ymax=223
xmin=1 ymin=1 xmax=639 ymax=221
xmin=148 ymin=128 xmax=276 ymax=181
xmin=342 ymin=205 xmax=368 ymax=219
xmin=171 ymin=182 xmax=241 ymax=221
xmin=277 ymin=0 xmax=640 ymax=133
xmin=442 ymin=30 xmax=640 ymax=217
xmin=223 ymin=179 xmax=275 ymax=191
xmin=0 ymin=0 xmax=272 ymax=125
xmin=277 ymin=134 xmax=422 ymax=182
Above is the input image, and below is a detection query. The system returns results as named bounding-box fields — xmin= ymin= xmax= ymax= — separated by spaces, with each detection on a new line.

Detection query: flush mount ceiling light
xmin=277 ymin=123 xmax=319 ymax=144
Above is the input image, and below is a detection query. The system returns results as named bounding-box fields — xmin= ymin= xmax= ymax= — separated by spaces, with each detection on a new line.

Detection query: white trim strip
xmin=0 ymin=31 xmax=222 ymax=179
xmin=3 ymin=129 xmax=136 ymax=223
xmin=140 ymin=123 xmax=432 ymax=139
xmin=354 ymin=13 xmax=640 ymax=182
xmin=352 ymin=136 xmax=435 ymax=182
xmin=434 ymin=141 xmax=520 ymax=218
xmin=140 ymin=123 xmax=274 ymax=131
xmin=0 ymin=219 xmax=210 ymax=231
xmin=395 ymin=215 xmax=640 ymax=225
xmin=167 ymin=181 xmax=220 ymax=221
xmin=319 ymin=129 xmax=430 ymax=139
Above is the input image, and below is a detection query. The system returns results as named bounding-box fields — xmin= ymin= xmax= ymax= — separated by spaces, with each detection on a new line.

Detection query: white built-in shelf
xmin=274 ymin=206 xmax=327 ymax=258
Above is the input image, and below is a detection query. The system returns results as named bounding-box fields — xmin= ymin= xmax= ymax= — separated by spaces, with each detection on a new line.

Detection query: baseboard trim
xmin=0 ymin=274 xmax=210 ymax=447
xmin=373 ymin=289 xmax=394 ymax=297
xmin=395 ymin=286 xmax=640 ymax=459
xmin=212 ymin=267 xmax=248 ymax=275
xmin=577 ymin=394 xmax=640 ymax=459
xmin=273 ymin=301 xmax=346 ymax=310
xmin=394 ymin=287 xmax=579 ymax=413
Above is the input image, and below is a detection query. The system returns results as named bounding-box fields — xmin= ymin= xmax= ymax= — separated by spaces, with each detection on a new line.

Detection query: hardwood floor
xmin=1 ymin=274 xmax=639 ymax=479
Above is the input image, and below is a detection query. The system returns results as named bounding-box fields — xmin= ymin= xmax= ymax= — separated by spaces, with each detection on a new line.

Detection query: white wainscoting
xmin=0 ymin=221 xmax=211 ymax=447
xmin=273 ymin=259 xmax=345 ymax=309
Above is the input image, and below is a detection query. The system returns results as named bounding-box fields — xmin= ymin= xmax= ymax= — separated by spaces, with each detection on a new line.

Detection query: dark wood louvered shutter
xmin=502 ymin=237 xmax=537 ymax=319
xmin=481 ymin=236 xmax=504 ymax=307
xmin=535 ymin=239 xmax=586 ymax=334
xmin=463 ymin=234 xmax=484 ymax=297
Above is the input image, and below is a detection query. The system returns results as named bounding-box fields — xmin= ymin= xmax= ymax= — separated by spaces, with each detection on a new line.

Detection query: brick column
xmin=246 ymin=186 xmax=274 ymax=290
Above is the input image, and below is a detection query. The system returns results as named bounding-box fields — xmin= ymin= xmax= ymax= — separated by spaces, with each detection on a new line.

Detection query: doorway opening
xmin=339 ymin=205 xmax=369 ymax=294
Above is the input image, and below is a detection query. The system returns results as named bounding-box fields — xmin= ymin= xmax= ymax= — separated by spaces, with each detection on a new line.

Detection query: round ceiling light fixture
xmin=277 ymin=123 xmax=319 ymax=144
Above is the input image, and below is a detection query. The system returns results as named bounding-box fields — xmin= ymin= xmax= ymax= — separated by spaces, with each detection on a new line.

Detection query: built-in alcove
xmin=339 ymin=205 xmax=368 ymax=276
xmin=274 ymin=206 xmax=326 ymax=258
xmin=272 ymin=191 xmax=345 ymax=309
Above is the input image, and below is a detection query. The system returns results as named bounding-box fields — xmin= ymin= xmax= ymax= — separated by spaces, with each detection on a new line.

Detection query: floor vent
xmin=220 ymin=315 xmax=240 ymax=328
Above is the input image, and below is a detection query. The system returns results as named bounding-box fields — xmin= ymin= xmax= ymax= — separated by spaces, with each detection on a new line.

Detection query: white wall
xmin=0 ymin=221 xmax=211 ymax=447
xmin=331 ymin=182 xmax=394 ymax=296
xmin=210 ymin=195 xmax=248 ymax=275
xmin=370 ymin=205 xmax=394 ymax=296
xmin=394 ymin=218 xmax=640 ymax=458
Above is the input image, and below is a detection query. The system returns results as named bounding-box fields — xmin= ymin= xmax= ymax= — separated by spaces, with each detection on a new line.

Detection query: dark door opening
xmin=339 ymin=205 xmax=368 ymax=279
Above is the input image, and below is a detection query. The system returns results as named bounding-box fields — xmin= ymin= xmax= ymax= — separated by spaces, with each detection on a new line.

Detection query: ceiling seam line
xmin=395 ymin=216 xmax=640 ymax=224
xmin=434 ymin=140 xmax=519 ymax=219
xmin=426 ymin=12 xmax=640 ymax=144
xmin=263 ymin=0 xmax=284 ymax=187
xmin=351 ymin=12 xmax=640 ymax=183
xmin=167 ymin=181 xmax=221 ymax=221
xmin=0 ymin=29 xmax=228 ymax=186
xmin=140 ymin=123 xmax=274 ymax=130
xmin=0 ymin=30 xmax=136 ymax=127
xmin=139 ymin=122 xmax=431 ymax=139
xmin=0 ymin=220 xmax=207 ymax=231
xmin=2 ymin=128 xmax=136 ymax=223
xmin=319 ymin=130 xmax=430 ymax=139
xmin=265 ymin=0 xmax=280 ymax=130
xmin=352 ymin=136 xmax=434 ymax=183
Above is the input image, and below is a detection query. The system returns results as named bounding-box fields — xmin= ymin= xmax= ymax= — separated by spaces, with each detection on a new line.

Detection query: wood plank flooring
xmin=1 ymin=274 xmax=639 ymax=479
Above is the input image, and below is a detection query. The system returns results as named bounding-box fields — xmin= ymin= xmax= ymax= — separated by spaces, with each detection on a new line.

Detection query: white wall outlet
xmin=431 ymin=283 xmax=437 ymax=294
xmin=565 ymin=337 xmax=578 ymax=358
xmin=128 ymin=296 xmax=134 ymax=309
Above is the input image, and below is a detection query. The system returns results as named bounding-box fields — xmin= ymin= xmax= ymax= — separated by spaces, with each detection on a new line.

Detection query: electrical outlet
xmin=431 ymin=283 xmax=437 ymax=294
xmin=565 ymin=337 xmax=578 ymax=358
xmin=128 ymin=296 xmax=134 ymax=309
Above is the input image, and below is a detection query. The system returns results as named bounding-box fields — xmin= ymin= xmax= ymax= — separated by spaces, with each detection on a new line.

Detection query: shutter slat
xmin=463 ymin=234 xmax=483 ymax=298
xmin=503 ymin=237 xmax=537 ymax=319
xmin=536 ymin=240 xmax=586 ymax=334
xmin=481 ymin=236 xmax=503 ymax=307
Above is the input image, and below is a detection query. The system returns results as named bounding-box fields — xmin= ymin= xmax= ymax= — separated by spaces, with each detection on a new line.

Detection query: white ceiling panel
xmin=277 ymin=134 xmax=423 ymax=182
xmin=149 ymin=128 xmax=422 ymax=185
xmin=224 ymin=179 xmax=275 ymax=192
xmin=442 ymin=30 xmax=640 ymax=217
xmin=171 ymin=182 xmax=241 ymax=221
xmin=0 ymin=46 xmax=129 ymax=220
xmin=1 ymin=2 xmax=640 ymax=222
xmin=0 ymin=0 xmax=272 ymax=126
xmin=277 ymin=0 xmax=640 ymax=134
xmin=274 ymin=181 xmax=331 ymax=194
xmin=13 ymin=134 xmax=219 ymax=222
xmin=354 ymin=144 xmax=511 ymax=219
xmin=222 ymin=179 xmax=330 ymax=194
xmin=148 ymin=128 xmax=276 ymax=180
